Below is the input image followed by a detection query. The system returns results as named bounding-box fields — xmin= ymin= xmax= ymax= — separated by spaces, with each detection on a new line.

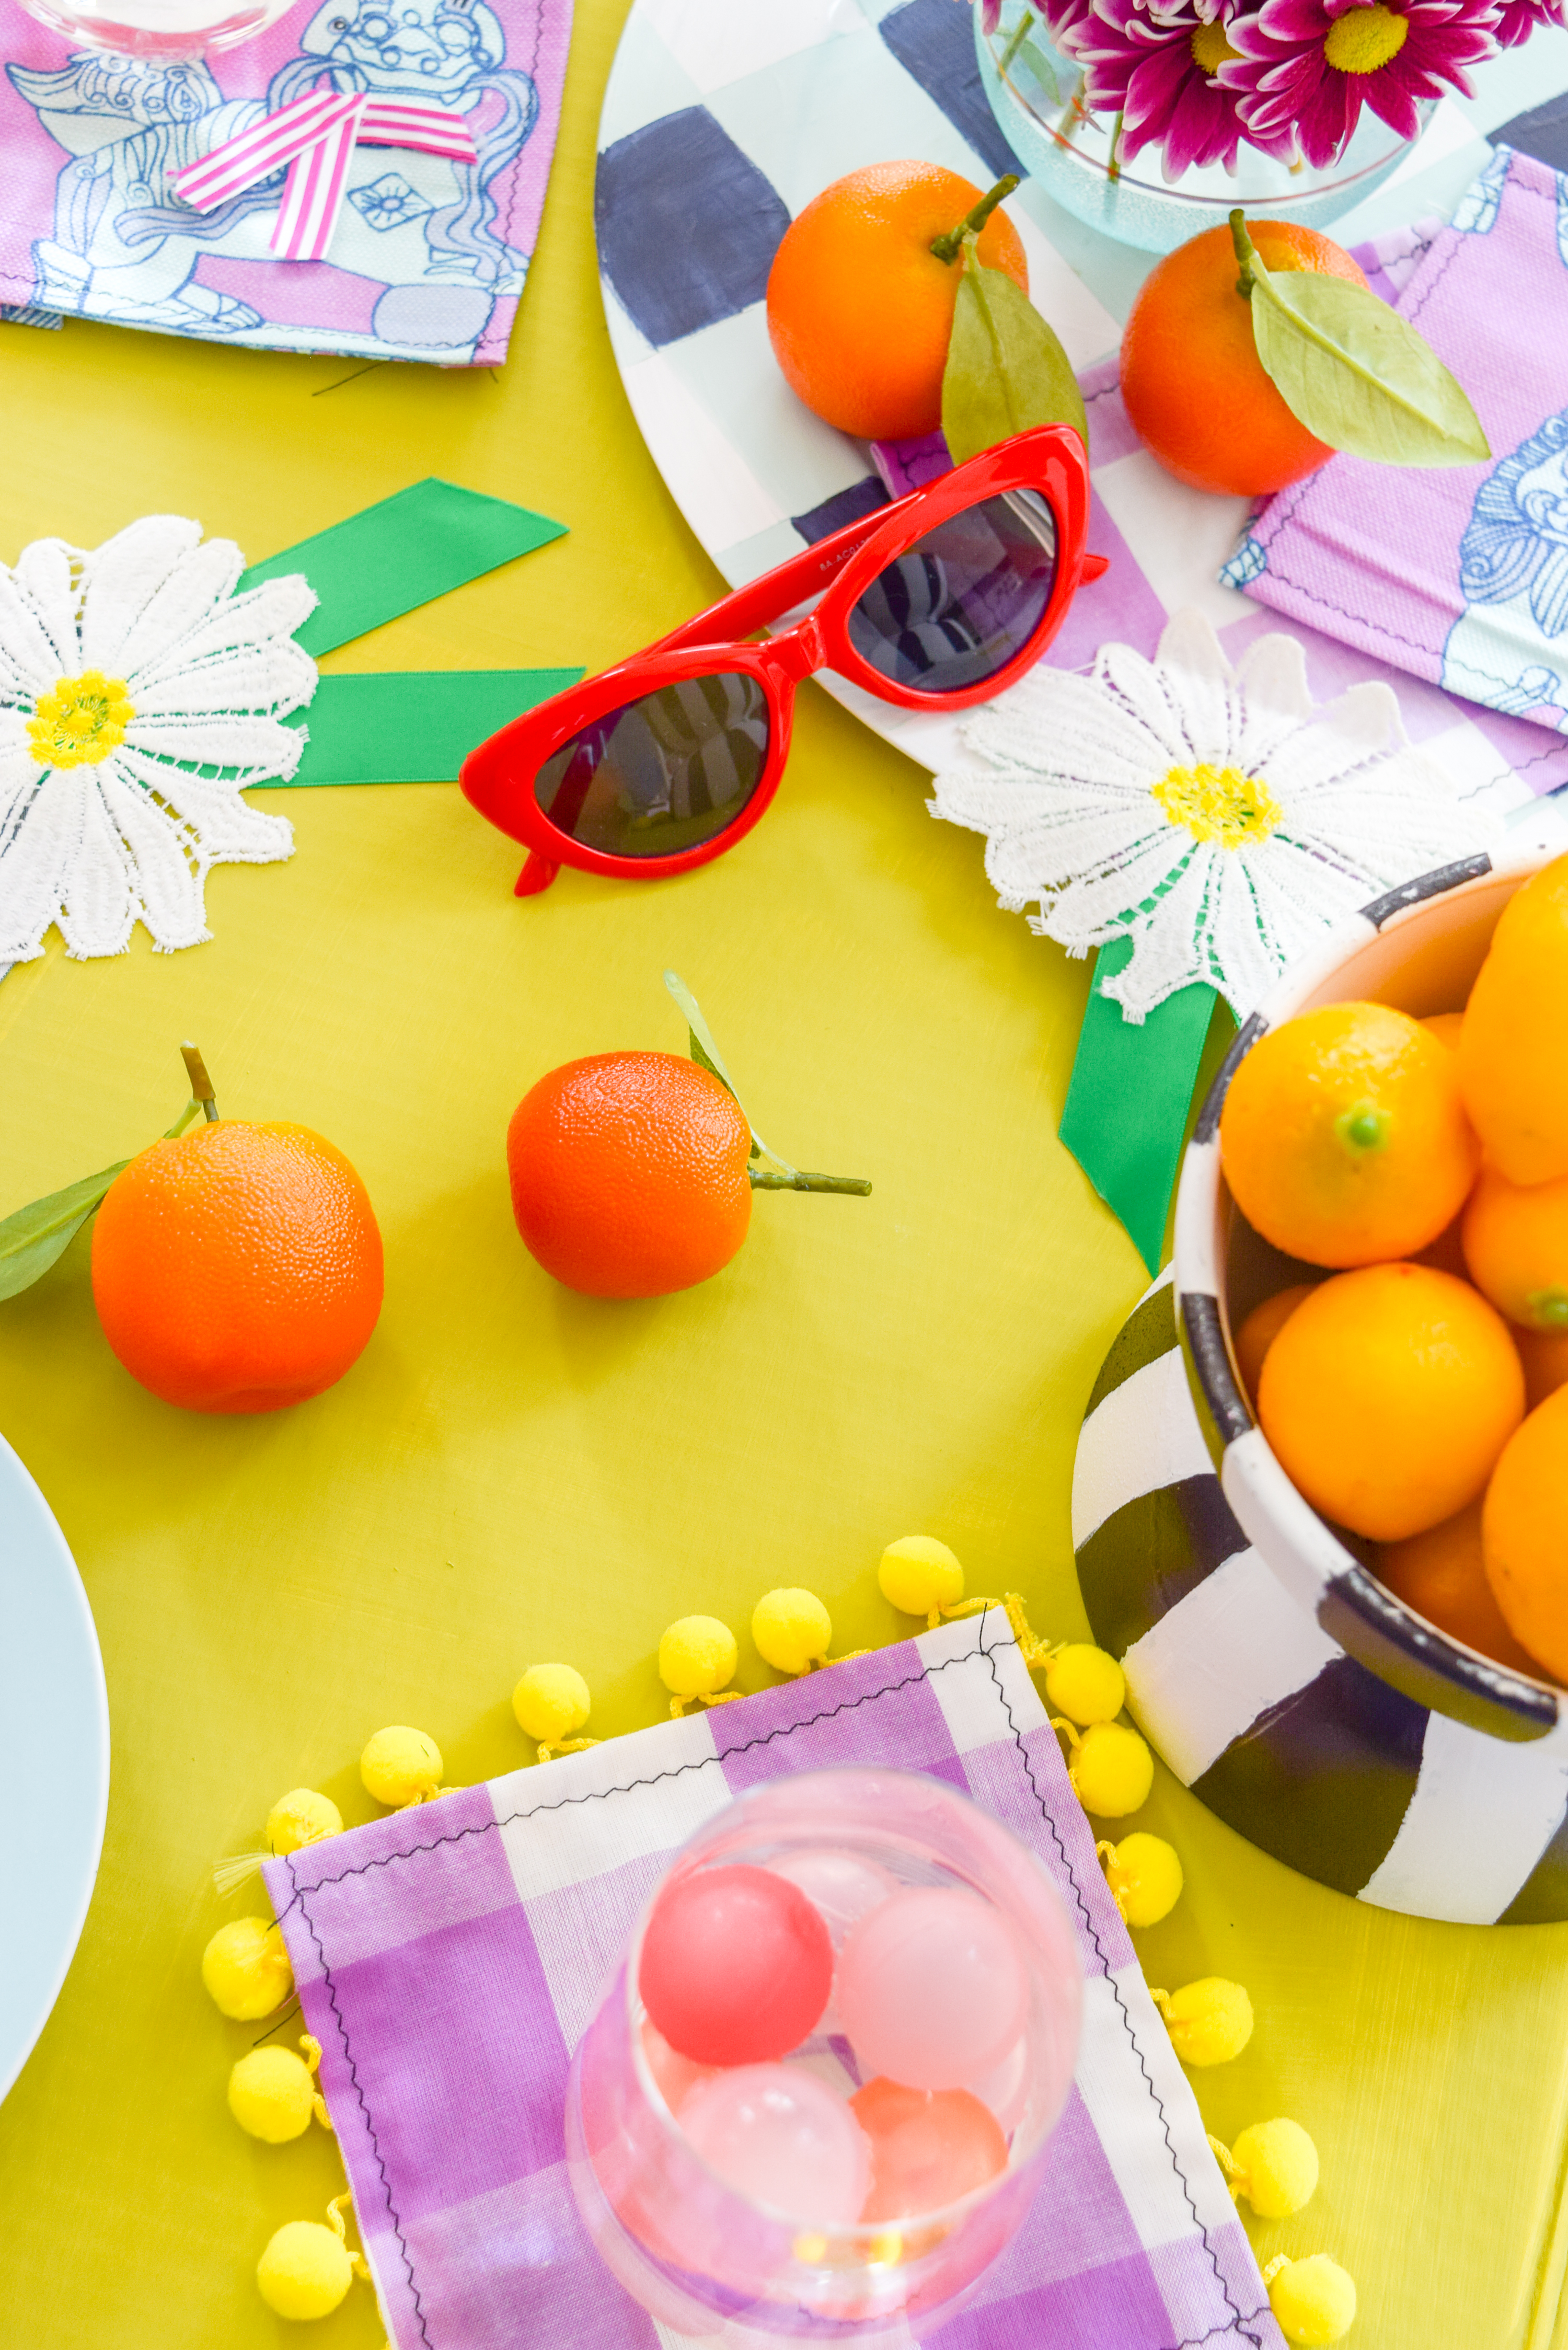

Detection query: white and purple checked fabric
xmin=263 ymin=1616 xmax=1285 ymax=2350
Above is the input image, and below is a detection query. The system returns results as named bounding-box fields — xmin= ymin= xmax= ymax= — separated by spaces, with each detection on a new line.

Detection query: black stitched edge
xmin=975 ymin=1628 xmax=1264 ymax=2350
xmin=1359 ymin=853 xmax=1494 ymax=929
xmin=286 ymin=1627 xmax=1267 ymax=2350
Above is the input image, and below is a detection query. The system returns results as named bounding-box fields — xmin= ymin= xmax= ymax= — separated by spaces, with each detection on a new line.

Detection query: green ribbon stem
xmin=267 ymin=669 xmax=584 ymax=786
xmin=240 ymin=478 xmax=567 ymax=658
xmin=1057 ymin=940 xmax=1224 ymax=1276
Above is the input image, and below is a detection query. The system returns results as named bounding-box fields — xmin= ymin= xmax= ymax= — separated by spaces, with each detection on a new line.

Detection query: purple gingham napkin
xmin=264 ymin=1616 xmax=1284 ymax=2349
xmin=1230 ymin=145 xmax=1568 ymax=734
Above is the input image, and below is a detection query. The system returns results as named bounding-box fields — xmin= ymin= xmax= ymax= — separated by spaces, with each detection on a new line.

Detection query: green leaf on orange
xmin=1243 ymin=237 xmax=1489 ymax=468
xmin=0 ymin=1096 xmax=201 ymax=1303
xmin=941 ymin=253 xmax=1088 ymax=466
xmin=663 ymin=969 xmax=797 ymax=1178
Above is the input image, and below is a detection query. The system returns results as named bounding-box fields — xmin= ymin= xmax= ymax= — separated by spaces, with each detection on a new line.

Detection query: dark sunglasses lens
xmin=847 ymin=489 xmax=1059 ymax=696
xmin=533 ymin=674 xmax=771 ymax=860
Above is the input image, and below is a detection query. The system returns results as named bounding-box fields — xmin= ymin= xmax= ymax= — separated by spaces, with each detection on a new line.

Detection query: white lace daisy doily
xmin=931 ymin=608 xmax=1501 ymax=1023
xmin=0 ymin=513 xmax=317 ymax=963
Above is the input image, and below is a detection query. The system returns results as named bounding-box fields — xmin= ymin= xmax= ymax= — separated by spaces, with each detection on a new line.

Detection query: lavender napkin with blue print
xmin=1228 ymin=145 xmax=1568 ymax=733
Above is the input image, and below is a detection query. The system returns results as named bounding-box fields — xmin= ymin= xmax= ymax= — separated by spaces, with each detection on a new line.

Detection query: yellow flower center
xmin=1190 ymin=18 xmax=1241 ymax=71
xmin=1322 ymin=3 xmax=1409 ymax=74
xmin=1151 ymin=761 xmax=1283 ymax=849
xmin=27 ymin=670 xmax=135 ymax=768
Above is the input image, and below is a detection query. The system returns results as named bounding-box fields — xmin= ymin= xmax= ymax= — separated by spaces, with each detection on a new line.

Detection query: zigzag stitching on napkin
xmin=975 ymin=1623 xmax=1267 ymax=2350
xmin=286 ymin=1625 xmax=1263 ymax=2350
xmin=293 ymin=1885 xmax=437 ymax=2350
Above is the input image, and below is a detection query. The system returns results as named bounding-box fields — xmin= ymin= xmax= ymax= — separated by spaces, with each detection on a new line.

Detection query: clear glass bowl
xmin=565 ymin=1767 xmax=1083 ymax=2346
xmin=16 ymin=0 xmax=301 ymax=60
xmin=977 ymin=6 xmax=1432 ymax=254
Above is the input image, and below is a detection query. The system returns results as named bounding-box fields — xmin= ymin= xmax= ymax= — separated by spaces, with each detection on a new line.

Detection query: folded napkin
xmin=1230 ymin=145 xmax=1568 ymax=734
xmin=264 ymin=1616 xmax=1283 ymax=2349
xmin=0 ymin=0 xmax=570 ymax=365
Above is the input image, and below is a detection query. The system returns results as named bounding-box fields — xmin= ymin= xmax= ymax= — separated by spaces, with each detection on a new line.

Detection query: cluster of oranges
xmin=1220 ymin=853 xmax=1568 ymax=1679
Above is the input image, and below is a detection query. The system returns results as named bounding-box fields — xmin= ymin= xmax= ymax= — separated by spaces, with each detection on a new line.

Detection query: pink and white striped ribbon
xmin=171 ymin=89 xmax=480 ymax=265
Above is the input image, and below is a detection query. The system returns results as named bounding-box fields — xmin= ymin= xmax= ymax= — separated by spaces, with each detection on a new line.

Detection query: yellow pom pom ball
xmin=878 ymin=1537 xmax=964 ymax=1619
xmin=360 ymin=1726 xmax=443 ymax=1807
xmin=659 ymin=1616 xmax=738 ymax=1700
xmin=256 ymin=2221 xmax=353 ymax=2321
xmin=1069 ymin=1721 xmax=1153 ymax=1817
xmin=1267 ymin=2254 xmax=1357 ymax=2345
xmin=265 ymin=1788 xmax=343 ymax=1858
xmin=201 ymin=1917 xmax=293 ymax=2020
xmin=1101 ymin=1833 xmax=1184 ymax=1927
xmin=753 ymin=1589 xmax=832 ymax=1675
xmin=513 ymin=1664 xmax=591 ymax=1744
xmin=1232 ymin=2118 xmax=1319 ymax=2218
xmin=1044 ymin=1644 xmax=1126 ymax=1726
xmin=1158 ymin=1977 xmax=1254 ymax=2066
xmin=228 ymin=2047 xmax=316 ymax=2144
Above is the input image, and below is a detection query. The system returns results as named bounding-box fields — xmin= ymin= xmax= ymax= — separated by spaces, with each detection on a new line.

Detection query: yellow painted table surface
xmin=1 ymin=8 xmax=1566 ymax=2344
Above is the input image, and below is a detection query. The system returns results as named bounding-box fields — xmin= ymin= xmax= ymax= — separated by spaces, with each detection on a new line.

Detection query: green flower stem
xmin=997 ymin=9 xmax=1034 ymax=70
xmin=930 ymin=173 xmax=1021 ymax=264
xmin=1231 ymin=205 xmax=1258 ymax=301
xmin=748 ymin=1170 xmax=872 ymax=1195
xmin=1107 ymin=109 xmax=1126 ymax=183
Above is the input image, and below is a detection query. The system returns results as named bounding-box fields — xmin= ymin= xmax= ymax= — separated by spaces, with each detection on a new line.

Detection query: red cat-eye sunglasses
xmin=460 ymin=424 xmax=1106 ymax=896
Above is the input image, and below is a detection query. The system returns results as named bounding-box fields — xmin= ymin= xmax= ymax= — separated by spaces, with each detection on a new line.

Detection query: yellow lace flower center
xmin=27 ymin=670 xmax=135 ymax=768
xmin=1151 ymin=761 xmax=1283 ymax=849
xmin=1322 ymin=3 xmax=1409 ymax=74
xmin=1190 ymin=18 xmax=1241 ymax=71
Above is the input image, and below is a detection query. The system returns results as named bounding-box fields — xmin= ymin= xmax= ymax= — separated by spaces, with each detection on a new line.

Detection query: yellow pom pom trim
xmin=256 ymin=2193 xmax=369 ymax=2322
xmin=878 ymin=1537 xmax=965 ymax=1624
xmin=212 ymin=1787 xmax=343 ymax=1896
xmin=1151 ymin=1977 xmax=1254 ymax=2066
xmin=360 ymin=1726 xmax=445 ymax=1807
xmin=513 ymin=1664 xmax=600 ymax=1762
xmin=752 ymin=1589 xmax=833 ymax=1675
xmin=1097 ymin=1833 xmax=1183 ymax=1927
xmin=659 ymin=1617 xmax=741 ymax=1716
xmin=201 ymin=1916 xmax=294 ymax=2021
xmin=1053 ymin=1718 xmax=1152 ymax=1817
xmin=1044 ymin=1644 xmax=1126 ymax=1726
xmin=1263 ymin=2253 xmax=1357 ymax=2345
xmin=228 ymin=2036 xmax=331 ymax=2144
xmin=1208 ymin=2119 xmax=1319 ymax=2219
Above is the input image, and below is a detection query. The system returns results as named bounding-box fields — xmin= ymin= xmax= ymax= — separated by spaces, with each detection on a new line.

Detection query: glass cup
xmin=565 ymin=1767 xmax=1083 ymax=2345
xmin=16 ymin=0 xmax=302 ymax=61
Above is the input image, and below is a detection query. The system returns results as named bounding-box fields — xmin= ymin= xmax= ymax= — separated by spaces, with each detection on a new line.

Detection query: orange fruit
xmin=1375 ymin=1500 xmax=1544 ymax=1675
xmin=1120 ymin=220 xmax=1369 ymax=496
xmin=1232 ymin=1284 xmax=1314 ymax=1403
xmin=1518 ymin=1326 xmax=1568 ymax=1412
xmin=508 ymin=1053 xmax=752 ymax=1299
xmin=1420 ymin=1012 xmax=1465 ymax=1051
xmin=765 ymin=162 xmax=1029 ymax=441
xmin=1458 ymin=850 xmax=1568 ymax=1184
xmin=1257 ymin=1263 xmax=1525 ymax=1541
xmin=91 ymin=1123 xmax=383 ymax=1414
xmin=1462 ymin=1165 xmax=1568 ymax=1333
xmin=1483 ymin=1387 xmax=1568 ymax=1678
xmin=1219 ymin=1003 xmax=1479 ymax=1269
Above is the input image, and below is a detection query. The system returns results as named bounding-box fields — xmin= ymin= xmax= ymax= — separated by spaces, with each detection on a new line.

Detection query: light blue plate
xmin=0 ymin=1430 xmax=108 ymax=2102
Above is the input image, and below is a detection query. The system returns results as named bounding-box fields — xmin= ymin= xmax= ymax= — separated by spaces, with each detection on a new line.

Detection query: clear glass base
xmin=15 ymin=0 xmax=300 ymax=60
xmin=977 ymin=7 xmax=1432 ymax=254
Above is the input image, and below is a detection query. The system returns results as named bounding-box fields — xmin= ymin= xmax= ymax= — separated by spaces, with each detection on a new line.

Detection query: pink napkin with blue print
xmin=263 ymin=1614 xmax=1284 ymax=2350
xmin=1228 ymin=145 xmax=1568 ymax=733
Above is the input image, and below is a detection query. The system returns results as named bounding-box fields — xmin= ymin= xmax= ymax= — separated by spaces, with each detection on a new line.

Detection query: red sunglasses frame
xmin=460 ymin=424 xmax=1104 ymax=896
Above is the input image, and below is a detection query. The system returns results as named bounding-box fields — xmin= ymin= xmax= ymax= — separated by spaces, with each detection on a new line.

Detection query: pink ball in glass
xmin=639 ymin=1863 xmax=833 ymax=2065
xmin=767 ymin=1849 xmax=900 ymax=1949
xmin=679 ymin=2064 xmax=872 ymax=2224
xmin=640 ymin=2018 xmax=718 ymax=2116
xmin=850 ymin=2077 xmax=1008 ymax=2221
xmin=836 ymin=1886 xmax=1027 ymax=2091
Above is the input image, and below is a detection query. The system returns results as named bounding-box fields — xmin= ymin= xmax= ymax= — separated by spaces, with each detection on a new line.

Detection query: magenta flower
xmin=1220 ymin=0 xmax=1499 ymax=168
xmin=1491 ymin=0 xmax=1564 ymax=42
xmin=1076 ymin=0 xmax=1252 ymax=174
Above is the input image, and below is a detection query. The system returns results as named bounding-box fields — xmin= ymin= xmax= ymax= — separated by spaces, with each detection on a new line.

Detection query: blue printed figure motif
xmin=1451 ymin=144 xmax=1510 ymax=235
xmin=7 ymin=0 xmax=539 ymax=361
xmin=1443 ymin=407 xmax=1568 ymax=727
xmin=1219 ymin=533 xmax=1267 ymax=590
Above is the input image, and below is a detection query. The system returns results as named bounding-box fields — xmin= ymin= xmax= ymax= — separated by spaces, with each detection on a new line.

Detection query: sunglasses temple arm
xmin=515 ymin=850 xmax=560 ymax=896
xmin=652 ymin=502 xmax=914 ymax=653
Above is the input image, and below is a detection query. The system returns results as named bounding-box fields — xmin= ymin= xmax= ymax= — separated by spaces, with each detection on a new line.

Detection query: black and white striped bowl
xmin=1074 ymin=841 xmax=1568 ymax=1925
